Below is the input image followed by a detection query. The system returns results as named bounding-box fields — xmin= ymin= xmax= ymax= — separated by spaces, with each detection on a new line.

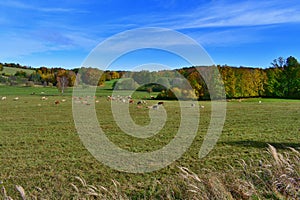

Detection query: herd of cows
xmin=0 ymin=92 xmax=209 ymax=110
xmin=0 ymin=93 xmax=169 ymax=110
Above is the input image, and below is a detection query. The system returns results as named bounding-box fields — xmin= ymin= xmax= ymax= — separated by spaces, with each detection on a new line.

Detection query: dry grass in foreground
xmin=1 ymin=144 xmax=299 ymax=200
xmin=179 ymin=144 xmax=299 ymax=200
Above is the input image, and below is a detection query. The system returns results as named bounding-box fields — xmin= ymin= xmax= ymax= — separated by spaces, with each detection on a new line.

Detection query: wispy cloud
xmin=194 ymin=28 xmax=262 ymax=47
xmin=117 ymin=0 xmax=300 ymax=29
xmin=1 ymin=0 xmax=299 ymax=68
xmin=158 ymin=1 xmax=300 ymax=29
xmin=0 ymin=0 xmax=84 ymax=13
xmin=0 ymin=29 xmax=97 ymax=60
xmin=111 ymin=0 xmax=300 ymax=47
xmin=179 ymin=1 xmax=300 ymax=28
xmin=0 ymin=35 xmax=46 ymax=59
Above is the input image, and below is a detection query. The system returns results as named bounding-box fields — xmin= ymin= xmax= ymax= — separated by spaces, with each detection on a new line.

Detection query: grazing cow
xmin=1 ymin=96 xmax=6 ymax=100
xmin=55 ymin=100 xmax=60 ymax=105
xmin=137 ymin=101 xmax=142 ymax=105
xmin=61 ymin=99 xmax=66 ymax=102
xmin=129 ymin=99 xmax=134 ymax=104
xmin=74 ymin=100 xmax=81 ymax=104
xmin=191 ymin=103 xmax=195 ymax=107
xmin=200 ymin=105 xmax=205 ymax=109
xmin=152 ymin=105 xmax=159 ymax=110
xmin=158 ymin=101 xmax=164 ymax=105
xmin=258 ymin=100 xmax=262 ymax=104
xmin=13 ymin=97 xmax=19 ymax=101
xmin=41 ymin=96 xmax=47 ymax=100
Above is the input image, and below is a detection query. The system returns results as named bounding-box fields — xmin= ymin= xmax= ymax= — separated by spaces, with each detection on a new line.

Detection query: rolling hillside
xmin=2 ymin=66 xmax=35 ymax=75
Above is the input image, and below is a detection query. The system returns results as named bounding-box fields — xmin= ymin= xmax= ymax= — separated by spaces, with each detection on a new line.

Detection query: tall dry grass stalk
xmin=1 ymin=145 xmax=299 ymax=199
xmin=69 ymin=176 xmax=129 ymax=200
xmin=263 ymin=144 xmax=300 ymax=198
xmin=1 ymin=185 xmax=26 ymax=200
xmin=179 ymin=144 xmax=299 ymax=200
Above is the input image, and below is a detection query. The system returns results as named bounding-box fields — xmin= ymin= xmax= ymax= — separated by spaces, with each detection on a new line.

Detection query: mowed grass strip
xmin=0 ymin=86 xmax=299 ymax=198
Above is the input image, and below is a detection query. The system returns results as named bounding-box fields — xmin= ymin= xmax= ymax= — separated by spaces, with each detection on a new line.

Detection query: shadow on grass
xmin=224 ymin=140 xmax=300 ymax=149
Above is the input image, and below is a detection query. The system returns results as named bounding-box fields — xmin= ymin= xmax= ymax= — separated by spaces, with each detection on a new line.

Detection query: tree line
xmin=217 ymin=56 xmax=300 ymax=99
xmin=0 ymin=56 xmax=299 ymax=99
xmin=0 ymin=65 xmax=122 ymax=93
xmin=113 ymin=56 xmax=300 ymax=100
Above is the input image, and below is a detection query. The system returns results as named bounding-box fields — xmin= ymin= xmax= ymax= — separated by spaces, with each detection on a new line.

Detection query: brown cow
xmin=129 ymin=99 xmax=134 ymax=104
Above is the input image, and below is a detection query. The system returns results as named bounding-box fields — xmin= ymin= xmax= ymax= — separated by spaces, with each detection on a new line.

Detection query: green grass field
xmin=0 ymin=85 xmax=299 ymax=199
xmin=2 ymin=67 xmax=35 ymax=76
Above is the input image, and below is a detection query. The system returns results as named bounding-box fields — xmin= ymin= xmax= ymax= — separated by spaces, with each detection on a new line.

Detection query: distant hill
xmin=2 ymin=66 xmax=35 ymax=76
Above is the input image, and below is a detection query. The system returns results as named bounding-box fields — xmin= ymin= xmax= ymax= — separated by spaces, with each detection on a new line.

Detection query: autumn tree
xmin=253 ymin=68 xmax=267 ymax=97
xmin=110 ymin=71 xmax=120 ymax=79
xmin=187 ymin=70 xmax=205 ymax=98
xmin=98 ymin=73 xmax=106 ymax=86
xmin=55 ymin=70 xmax=75 ymax=94
xmin=219 ymin=66 xmax=237 ymax=98
xmin=56 ymin=70 xmax=69 ymax=94
xmin=80 ymin=68 xmax=102 ymax=86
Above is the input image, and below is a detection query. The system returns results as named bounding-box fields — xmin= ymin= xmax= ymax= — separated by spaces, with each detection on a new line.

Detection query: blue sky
xmin=1 ymin=0 xmax=300 ymax=70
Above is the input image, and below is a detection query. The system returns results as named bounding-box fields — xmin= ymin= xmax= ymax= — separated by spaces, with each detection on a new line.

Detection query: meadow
xmin=0 ymin=84 xmax=299 ymax=199
xmin=2 ymin=67 xmax=35 ymax=76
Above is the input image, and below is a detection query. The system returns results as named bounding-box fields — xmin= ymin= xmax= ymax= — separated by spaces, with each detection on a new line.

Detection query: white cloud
xmin=117 ymin=1 xmax=300 ymax=29
xmin=0 ymin=30 xmax=97 ymax=60
xmin=110 ymin=0 xmax=300 ymax=47
xmin=2 ymin=0 xmax=299 ymax=64
xmin=181 ymin=1 xmax=300 ymax=28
